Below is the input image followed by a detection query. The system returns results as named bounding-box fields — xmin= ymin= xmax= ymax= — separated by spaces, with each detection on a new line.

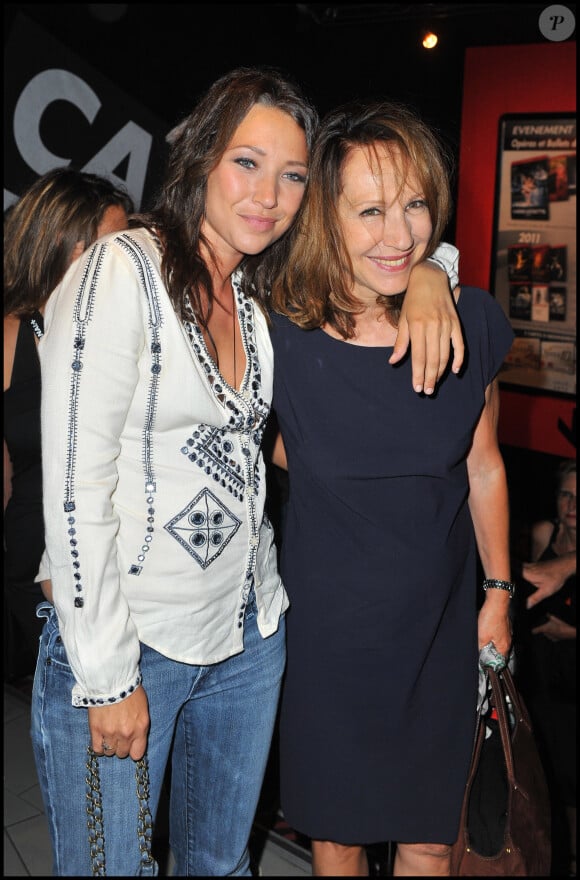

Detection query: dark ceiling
xmin=5 ymin=3 xmax=568 ymax=137
xmin=296 ymin=3 xmax=546 ymax=24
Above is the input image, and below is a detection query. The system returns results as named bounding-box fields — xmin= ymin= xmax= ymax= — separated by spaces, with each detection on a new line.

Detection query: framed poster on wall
xmin=490 ymin=113 xmax=576 ymax=397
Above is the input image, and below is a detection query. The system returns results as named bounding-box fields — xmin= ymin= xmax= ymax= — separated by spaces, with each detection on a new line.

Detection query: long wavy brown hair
xmin=270 ymin=99 xmax=454 ymax=338
xmin=133 ymin=66 xmax=319 ymax=324
xmin=4 ymin=168 xmax=133 ymax=317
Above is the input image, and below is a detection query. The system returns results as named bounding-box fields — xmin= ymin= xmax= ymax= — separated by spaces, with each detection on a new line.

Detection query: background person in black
xmin=3 ymin=168 xmax=132 ymax=682
xmin=516 ymin=458 xmax=576 ymax=877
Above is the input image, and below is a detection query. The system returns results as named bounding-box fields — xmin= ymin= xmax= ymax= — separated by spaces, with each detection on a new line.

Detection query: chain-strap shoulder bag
xmin=86 ymin=747 xmax=157 ymax=876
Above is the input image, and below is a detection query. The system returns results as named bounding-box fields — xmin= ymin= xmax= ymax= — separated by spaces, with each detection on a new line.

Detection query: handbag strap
xmin=86 ymin=746 xmax=155 ymax=876
xmin=499 ymin=664 xmax=533 ymax=729
xmin=486 ymin=667 xmax=518 ymax=787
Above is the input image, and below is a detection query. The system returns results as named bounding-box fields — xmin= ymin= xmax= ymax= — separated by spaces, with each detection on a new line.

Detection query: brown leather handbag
xmin=450 ymin=667 xmax=551 ymax=876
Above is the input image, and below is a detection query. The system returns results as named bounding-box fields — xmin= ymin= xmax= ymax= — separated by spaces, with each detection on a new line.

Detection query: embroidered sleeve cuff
xmin=71 ymin=671 xmax=143 ymax=708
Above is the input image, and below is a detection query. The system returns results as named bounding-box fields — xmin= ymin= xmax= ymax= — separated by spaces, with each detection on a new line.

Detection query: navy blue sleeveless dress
xmin=270 ymin=286 xmax=514 ymax=845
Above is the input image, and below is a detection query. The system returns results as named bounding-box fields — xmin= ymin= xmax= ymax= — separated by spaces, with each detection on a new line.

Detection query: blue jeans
xmin=31 ymin=597 xmax=286 ymax=876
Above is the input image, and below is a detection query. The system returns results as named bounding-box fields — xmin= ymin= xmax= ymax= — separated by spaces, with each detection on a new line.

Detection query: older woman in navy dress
xmin=269 ymin=99 xmax=514 ymax=877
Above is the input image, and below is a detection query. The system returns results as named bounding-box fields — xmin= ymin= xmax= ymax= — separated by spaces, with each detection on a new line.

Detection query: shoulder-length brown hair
xmin=4 ymin=168 xmax=133 ymax=317
xmin=270 ymin=99 xmax=454 ymax=338
xmin=134 ymin=66 xmax=318 ymax=322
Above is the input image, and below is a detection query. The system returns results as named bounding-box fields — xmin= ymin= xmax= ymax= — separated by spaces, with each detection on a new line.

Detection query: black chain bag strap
xmin=86 ymin=747 xmax=156 ymax=876
xmin=450 ymin=666 xmax=551 ymax=876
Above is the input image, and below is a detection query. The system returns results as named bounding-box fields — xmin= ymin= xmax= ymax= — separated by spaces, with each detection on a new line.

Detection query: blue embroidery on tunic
xmin=164 ymin=489 xmax=241 ymax=569
xmin=180 ymin=425 xmax=247 ymax=499
xmin=117 ymin=234 xmax=164 ymax=576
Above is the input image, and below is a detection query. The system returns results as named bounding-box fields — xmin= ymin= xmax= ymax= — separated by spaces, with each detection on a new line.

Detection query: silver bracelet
xmin=482 ymin=578 xmax=515 ymax=599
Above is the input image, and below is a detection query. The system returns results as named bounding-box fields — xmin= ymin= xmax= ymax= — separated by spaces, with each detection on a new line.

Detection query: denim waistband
xmin=36 ymin=600 xmax=55 ymax=623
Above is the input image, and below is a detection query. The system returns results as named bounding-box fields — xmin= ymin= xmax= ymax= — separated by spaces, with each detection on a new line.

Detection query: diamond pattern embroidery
xmin=164 ymin=489 xmax=241 ymax=569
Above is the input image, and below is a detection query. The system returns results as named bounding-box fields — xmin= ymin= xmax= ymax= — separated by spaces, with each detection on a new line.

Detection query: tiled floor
xmin=3 ymin=683 xmax=312 ymax=876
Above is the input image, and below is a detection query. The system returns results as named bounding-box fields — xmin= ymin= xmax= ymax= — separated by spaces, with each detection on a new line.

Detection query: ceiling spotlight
xmin=422 ymin=30 xmax=438 ymax=49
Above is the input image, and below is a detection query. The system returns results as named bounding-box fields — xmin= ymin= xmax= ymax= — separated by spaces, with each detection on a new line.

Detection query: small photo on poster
xmin=531 ymin=244 xmax=551 ymax=282
xmin=531 ymin=285 xmax=550 ymax=322
xmin=508 ymin=246 xmax=533 ymax=281
xmin=548 ymin=155 xmax=569 ymax=201
xmin=509 ymin=283 xmax=532 ymax=320
xmin=549 ymin=286 xmax=567 ymax=321
xmin=540 ymin=340 xmax=576 ymax=375
xmin=548 ymin=245 xmax=567 ymax=282
xmin=510 ymin=157 xmax=550 ymax=220
xmin=504 ymin=336 xmax=541 ymax=369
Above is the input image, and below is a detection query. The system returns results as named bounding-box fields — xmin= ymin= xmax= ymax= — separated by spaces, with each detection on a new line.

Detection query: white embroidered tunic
xmin=40 ymin=228 xmax=288 ymax=707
